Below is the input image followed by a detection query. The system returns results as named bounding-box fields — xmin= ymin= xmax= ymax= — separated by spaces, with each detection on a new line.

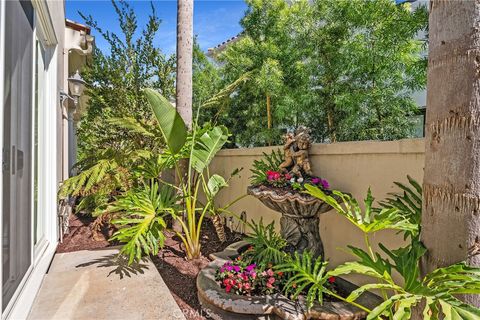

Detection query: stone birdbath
xmin=247 ymin=126 xmax=339 ymax=259
xmin=197 ymin=242 xmax=382 ymax=320
xmin=247 ymin=185 xmax=337 ymax=259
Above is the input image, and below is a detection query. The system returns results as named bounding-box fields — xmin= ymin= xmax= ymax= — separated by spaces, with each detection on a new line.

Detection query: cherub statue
xmin=279 ymin=132 xmax=296 ymax=173
xmin=290 ymin=129 xmax=313 ymax=178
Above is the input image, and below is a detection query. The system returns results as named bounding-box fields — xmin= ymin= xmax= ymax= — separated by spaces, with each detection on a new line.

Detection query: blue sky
xmin=66 ymin=0 xmax=247 ymax=55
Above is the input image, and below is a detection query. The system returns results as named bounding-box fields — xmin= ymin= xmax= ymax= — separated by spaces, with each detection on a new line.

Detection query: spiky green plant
xmin=110 ymin=181 xmax=176 ymax=264
xmin=250 ymin=149 xmax=284 ymax=185
xmin=243 ymin=219 xmax=287 ymax=267
xmin=378 ymin=175 xmax=422 ymax=240
xmin=276 ymin=251 xmax=329 ymax=309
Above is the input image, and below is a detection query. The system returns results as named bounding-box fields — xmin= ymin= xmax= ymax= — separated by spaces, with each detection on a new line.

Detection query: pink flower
xmin=266 ymin=269 xmax=274 ymax=277
xmin=245 ymin=264 xmax=256 ymax=272
xmin=266 ymin=282 xmax=273 ymax=289
xmin=244 ymin=283 xmax=251 ymax=290
xmin=266 ymin=170 xmax=281 ymax=181
xmin=268 ymin=277 xmax=275 ymax=284
xmin=285 ymin=173 xmax=292 ymax=180
xmin=251 ymin=272 xmax=257 ymax=279
xmin=225 ymin=284 xmax=232 ymax=293
xmin=321 ymin=179 xmax=330 ymax=189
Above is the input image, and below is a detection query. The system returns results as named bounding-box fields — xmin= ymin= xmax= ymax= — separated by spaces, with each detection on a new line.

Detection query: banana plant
xmin=143 ymin=88 xmax=232 ymax=260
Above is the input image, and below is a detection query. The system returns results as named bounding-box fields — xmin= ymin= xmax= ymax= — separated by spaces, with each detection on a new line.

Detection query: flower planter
xmin=247 ymin=185 xmax=339 ymax=259
xmin=197 ymin=241 xmax=382 ymax=320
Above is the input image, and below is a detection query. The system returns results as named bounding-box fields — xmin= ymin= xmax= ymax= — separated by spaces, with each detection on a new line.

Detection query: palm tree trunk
xmin=422 ymin=0 xmax=480 ymax=308
xmin=174 ymin=0 xmax=194 ymax=232
xmin=176 ymin=0 xmax=193 ymax=129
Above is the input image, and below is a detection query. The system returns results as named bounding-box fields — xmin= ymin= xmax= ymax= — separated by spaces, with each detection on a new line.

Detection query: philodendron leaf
xmin=144 ymin=88 xmax=187 ymax=155
xmin=207 ymin=174 xmax=228 ymax=197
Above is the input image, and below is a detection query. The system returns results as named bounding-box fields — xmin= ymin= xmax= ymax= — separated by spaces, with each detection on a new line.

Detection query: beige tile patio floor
xmin=27 ymin=248 xmax=185 ymax=320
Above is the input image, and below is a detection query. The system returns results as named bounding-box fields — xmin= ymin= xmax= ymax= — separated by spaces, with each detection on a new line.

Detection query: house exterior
xmin=0 ymin=1 xmax=92 ymax=318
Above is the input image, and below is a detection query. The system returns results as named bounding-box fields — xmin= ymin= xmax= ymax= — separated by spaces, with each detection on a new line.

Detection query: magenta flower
xmin=245 ymin=264 xmax=256 ymax=272
xmin=321 ymin=179 xmax=330 ymax=189
xmin=311 ymin=177 xmax=320 ymax=184
xmin=233 ymin=265 xmax=241 ymax=272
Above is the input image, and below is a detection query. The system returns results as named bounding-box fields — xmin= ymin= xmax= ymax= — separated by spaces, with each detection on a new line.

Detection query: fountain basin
xmin=197 ymin=241 xmax=382 ymax=320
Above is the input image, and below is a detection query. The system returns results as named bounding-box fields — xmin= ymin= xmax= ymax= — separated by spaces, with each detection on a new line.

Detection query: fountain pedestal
xmin=247 ymin=185 xmax=337 ymax=259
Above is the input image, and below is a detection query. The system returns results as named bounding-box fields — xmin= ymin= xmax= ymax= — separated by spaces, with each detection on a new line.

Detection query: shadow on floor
xmin=76 ymin=253 xmax=150 ymax=279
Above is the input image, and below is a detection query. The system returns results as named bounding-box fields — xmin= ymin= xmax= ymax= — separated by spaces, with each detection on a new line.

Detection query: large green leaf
xmin=191 ymin=125 xmax=228 ymax=173
xmin=144 ymin=88 xmax=187 ymax=155
xmin=206 ymin=174 xmax=228 ymax=198
xmin=111 ymin=182 xmax=176 ymax=264
xmin=304 ymin=185 xmax=418 ymax=236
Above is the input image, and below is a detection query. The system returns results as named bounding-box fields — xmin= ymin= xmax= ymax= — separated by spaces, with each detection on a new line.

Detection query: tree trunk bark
xmin=176 ymin=0 xmax=193 ymax=129
xmin=327 ymin=107 xmax=336 ymax=143
xmin=174 ymin=0 xmax=194 ymax=232
xmin=422 ymin=0 xmax=480 ymax=308
xmin=266 ymin=94 xmax=272 ymax=130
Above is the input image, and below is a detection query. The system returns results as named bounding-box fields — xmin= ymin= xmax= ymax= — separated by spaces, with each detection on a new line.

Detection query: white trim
xmin=2 ymin=3 xmax=60 ymax=318
xmin=31 ymin=0 xmax=57 ymax=46
xmin=5 ymin=244 xmax=57 ymax=320
xmin=0 ymin=0 xmax=6 ymax=313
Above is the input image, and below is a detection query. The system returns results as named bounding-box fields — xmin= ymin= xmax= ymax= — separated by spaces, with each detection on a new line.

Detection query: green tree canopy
xmin=77 ymin=0 xmax=176 ymax=159
xmin=213 ymin=0 xmax=428 ymax=146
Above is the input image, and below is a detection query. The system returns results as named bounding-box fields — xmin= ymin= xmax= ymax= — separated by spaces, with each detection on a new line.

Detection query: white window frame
xmin=0 ymin=1 xmax=59 ymax=318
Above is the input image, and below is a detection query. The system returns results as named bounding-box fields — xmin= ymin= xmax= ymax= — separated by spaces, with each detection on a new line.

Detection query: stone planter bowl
xmin=197 ymin=241 xmax=382 ymax=320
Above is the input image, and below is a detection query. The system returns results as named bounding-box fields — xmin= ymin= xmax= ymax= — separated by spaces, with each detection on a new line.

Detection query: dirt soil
xmin=57 ymin=214 xmax=117 ymax=253
xmin=57 ymin=214 xmax=242 ymax=320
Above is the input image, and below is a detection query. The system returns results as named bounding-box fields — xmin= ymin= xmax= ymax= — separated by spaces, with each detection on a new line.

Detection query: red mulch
xmin=56 ymin=214 xmax=117 ymax=253
xmin=57 ymin=214 xmax=242 ymax=320
xmin=151 ymin=222 xmax=242 ymax=320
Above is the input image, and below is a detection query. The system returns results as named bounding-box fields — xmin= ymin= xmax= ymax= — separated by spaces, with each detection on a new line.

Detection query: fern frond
xmin=202 ymin=71 xmax=252 ymax=109
xmin=60 ymin=159 xmax=118 ymax=197
xmin=276 ymin=251 xmax=329 ymax=310
xmin=244 ymin=218 xmax=287 ymax=266
xmin=108 ymin=116 xmax=156 ymax=137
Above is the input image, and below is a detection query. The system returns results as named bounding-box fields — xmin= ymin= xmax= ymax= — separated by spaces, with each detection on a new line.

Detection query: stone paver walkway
xmin=27 ymin=248 xmax=185 ymax=320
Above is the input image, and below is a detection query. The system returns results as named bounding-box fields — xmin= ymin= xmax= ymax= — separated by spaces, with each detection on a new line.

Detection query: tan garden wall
xmin=210 ymin=138 xmax=425 ymax=281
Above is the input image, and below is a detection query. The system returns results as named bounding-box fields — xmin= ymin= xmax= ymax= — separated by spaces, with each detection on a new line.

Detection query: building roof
xmin=65 ymin=19 xmax=91 ymax=35
xmin=207 ymin=32 xmax=244 ymax=57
